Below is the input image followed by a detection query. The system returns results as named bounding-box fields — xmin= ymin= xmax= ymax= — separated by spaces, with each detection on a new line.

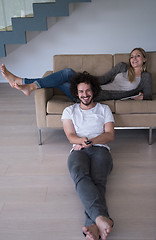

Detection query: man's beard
xmin=79 ymin=96 xmax=93 ymax=106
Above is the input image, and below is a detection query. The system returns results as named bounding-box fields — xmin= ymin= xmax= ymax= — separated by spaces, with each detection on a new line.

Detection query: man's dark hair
xmin=70 ymin=71 xmax=101 ymax=100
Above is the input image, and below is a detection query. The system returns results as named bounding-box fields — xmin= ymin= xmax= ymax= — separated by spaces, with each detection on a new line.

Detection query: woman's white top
xmin=101 ymin=71 xmax=141 ymax=91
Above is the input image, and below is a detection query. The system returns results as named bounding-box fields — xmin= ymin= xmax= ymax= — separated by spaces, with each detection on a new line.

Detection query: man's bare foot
xmin=1 ymin=64 xmax=22 ymax=87
xmin=82 ymin=224 xmax=99 ymax=240
xmin=14 ymin=82 xmax=37 ymax=96
xmin=96 ymin=216 xmax=113 ymax=240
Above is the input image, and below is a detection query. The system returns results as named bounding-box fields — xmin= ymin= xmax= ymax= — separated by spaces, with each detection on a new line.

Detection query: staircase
xmin=0 ymin=0 xmax=91 ymax=57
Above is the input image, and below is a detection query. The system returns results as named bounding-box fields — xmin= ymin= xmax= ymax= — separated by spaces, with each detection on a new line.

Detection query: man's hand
xmin=73 ymin=144 xmax=83 ymax=151
xmin=73 ymin=143 xmax=92 ymax=151
xmin=73 ymin=139 xmax=92 ymax=151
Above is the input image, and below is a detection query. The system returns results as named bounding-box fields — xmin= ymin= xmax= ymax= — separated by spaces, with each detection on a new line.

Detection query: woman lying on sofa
xmin=1 ymin=47 xmax=152 ymax=101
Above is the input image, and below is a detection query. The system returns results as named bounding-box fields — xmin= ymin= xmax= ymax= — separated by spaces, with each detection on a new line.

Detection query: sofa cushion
xmin=114 ymin=113 xmax=156 ymax=127
xmin=100 ymin=100 xmax=115 ymax=113
xmin=115 ymin=95 xmax=156 ymax=114
xmin=47 ymin=95 xmax=73 ymax=114
xmin=47 ymin=95 xmax=115 ymax=114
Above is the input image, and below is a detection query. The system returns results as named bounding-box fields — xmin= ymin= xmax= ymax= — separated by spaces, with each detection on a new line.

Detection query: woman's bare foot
xmin=1 ymin=64 xmax=22 ymax=87
xmin=82 ymin=224 xmax=99 ymax=240
xmin=14 ymin=82 xmax=37 ymax=96
xmin=96 ymin=216 xmax=113 ymax=240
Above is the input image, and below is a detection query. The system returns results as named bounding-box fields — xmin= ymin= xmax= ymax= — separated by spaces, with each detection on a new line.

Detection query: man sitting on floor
xmin=61 ymin=71 xmax=114 ymax=240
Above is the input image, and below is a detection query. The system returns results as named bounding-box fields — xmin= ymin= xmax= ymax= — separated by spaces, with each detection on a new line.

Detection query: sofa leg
xmin=38 ymin=128 xmax=42 ymax=145
xmin=149 ymin=127 xmax=152 ymax=145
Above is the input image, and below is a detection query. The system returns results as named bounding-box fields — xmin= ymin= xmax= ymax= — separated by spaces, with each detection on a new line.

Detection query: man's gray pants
xmin=68 ymin=146 xmax=113 ymax=226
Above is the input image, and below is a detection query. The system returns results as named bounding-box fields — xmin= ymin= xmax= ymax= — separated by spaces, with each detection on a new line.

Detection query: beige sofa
xmin=34 ymin=53 xmax=156 ymax=145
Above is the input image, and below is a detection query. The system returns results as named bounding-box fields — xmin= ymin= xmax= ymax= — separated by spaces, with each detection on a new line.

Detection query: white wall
xmin=0 ymin=0 xmax=156 ymax=82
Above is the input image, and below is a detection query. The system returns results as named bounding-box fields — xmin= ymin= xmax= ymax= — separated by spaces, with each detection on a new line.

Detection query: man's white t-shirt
xmin=61 ymin=103 xmax=114 ymax=150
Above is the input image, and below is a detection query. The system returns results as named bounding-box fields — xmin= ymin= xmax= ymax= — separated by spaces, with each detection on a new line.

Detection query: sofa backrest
xmin=114 ymin=52 xmax=156 ymax=94
xmin=53 ymin=54 xmax=113 ymax=95
xmin=147 ymin=52 xmax=156 ymax=94
xmin=53 ymin=52 xmax=156 ymax=95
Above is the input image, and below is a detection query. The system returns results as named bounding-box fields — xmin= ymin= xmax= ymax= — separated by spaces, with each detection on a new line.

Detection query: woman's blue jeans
xmin=22 ymin=68 xmax=77 ymax=100
xmin=68 ymin=146 xmax=113 ymax=226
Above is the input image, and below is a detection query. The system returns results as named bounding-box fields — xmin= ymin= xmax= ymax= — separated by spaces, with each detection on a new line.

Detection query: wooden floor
xmin=0 ymin=83 xmax=156 ymax=240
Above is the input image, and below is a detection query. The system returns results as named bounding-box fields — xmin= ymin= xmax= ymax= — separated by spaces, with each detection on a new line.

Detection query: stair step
xmin=0 ymin=0 xmax=91 ymax=57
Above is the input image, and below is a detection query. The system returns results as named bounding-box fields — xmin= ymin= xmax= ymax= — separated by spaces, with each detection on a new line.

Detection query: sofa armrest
xmin=42 ymin=71 xmax=53 ymax=78
xmin=34 ymin=71 xmax=54 ymax=128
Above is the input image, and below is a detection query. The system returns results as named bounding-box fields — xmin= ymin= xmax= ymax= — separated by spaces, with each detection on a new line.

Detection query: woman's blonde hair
xmin=128 ymin=47 xmax=147 ymax=82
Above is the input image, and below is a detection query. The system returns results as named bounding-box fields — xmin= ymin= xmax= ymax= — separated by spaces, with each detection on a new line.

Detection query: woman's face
xmin=129 ymin=49 xmax=146 ymax=69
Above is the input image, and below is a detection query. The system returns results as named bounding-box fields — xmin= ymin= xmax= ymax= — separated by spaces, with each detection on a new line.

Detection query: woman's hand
xmin=132 ymin=92 xmax=143 ymax=100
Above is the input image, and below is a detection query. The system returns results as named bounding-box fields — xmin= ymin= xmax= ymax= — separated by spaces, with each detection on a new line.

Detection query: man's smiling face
xmin=77 ymin=82 xmax=93 ymax=106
